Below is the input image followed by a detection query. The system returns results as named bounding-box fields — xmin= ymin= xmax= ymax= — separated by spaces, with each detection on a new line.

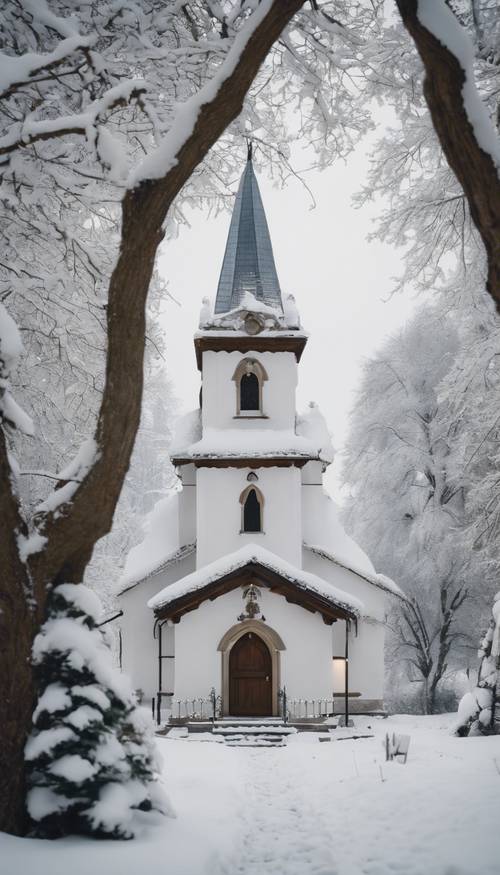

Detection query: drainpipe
xmin=344 ymin=619 xmax=350 ymax=728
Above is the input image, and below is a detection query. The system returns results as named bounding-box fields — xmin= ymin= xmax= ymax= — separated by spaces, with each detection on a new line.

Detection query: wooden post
xmin=344 ymin=620 xmax=349 ymax=728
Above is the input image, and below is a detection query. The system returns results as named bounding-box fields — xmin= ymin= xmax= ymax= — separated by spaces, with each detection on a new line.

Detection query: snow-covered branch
xmin=396 ymin=0 xmax=500 ymax=310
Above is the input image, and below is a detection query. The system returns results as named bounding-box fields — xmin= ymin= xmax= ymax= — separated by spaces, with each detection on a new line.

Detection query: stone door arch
xmin=218 ymin=620 xmax=285 ymax=717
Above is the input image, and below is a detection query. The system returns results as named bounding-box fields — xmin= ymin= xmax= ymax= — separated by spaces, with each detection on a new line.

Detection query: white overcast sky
xmin=158 ymin=138 xmax=417 ymax=497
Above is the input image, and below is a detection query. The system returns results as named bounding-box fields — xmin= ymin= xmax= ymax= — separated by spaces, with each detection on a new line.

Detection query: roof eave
xmin=193 ymin=333 xmax=307 ymax=370
xmin=171 ymin=455 xmax=316 ymax=469
xmin=150 ymin=560 xmax=358 ymax=625
xmin=304 ymin=543 xmax=407 ymax=601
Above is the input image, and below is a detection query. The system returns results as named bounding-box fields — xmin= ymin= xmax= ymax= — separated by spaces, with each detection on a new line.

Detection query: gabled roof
xmin=147 ymin=544 xmax=362 ymax=625
xmin=215 ymin=154 xmax=283 ymax=314
xmin=304 ymin=544 xmax=406 ymax=601
xmin=116 ymin=543 xmax=196 ymax=596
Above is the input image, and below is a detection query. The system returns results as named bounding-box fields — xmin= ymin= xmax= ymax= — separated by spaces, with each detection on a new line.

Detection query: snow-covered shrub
xmin=26 ymin=584 xmax=171 ymax=838
xmin=456 ymin=592 xmax=500 ymax=737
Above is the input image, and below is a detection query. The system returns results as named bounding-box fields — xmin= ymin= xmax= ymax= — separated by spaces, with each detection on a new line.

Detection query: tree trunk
xmin=396 ymin=0 xmax=500 ymax=311
xmin=0 ymin=429 xmax=34 ymax=835
xmin=422 ymin=675 xmax=432 ymax=714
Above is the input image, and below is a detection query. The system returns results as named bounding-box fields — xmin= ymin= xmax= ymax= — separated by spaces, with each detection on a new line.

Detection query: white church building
xmin=117 ymin=154 xmax=402 ymax=722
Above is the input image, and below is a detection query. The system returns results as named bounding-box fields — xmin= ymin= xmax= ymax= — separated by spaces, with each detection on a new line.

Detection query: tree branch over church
xmin=395 ymin=0 xmax=500 ymax=310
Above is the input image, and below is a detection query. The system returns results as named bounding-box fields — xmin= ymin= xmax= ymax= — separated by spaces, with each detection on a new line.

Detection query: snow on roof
xmin=117 ymin=543 xmax=196 ymax=595
xmin=170 ymin=409 xmax=202 ymax=457
xmin=296 ymin=403 xmax=334 ymax=465
xmin=147 ymin=543 xmax=363 ymax=617
xmin=210 ymin=291 xmax=284 ymax=326
xmin=304 ymin=544 xmax=405 ymax=600
xmin=305 ymin=488 xmax=378 ymax=573
xmin=171 ymin=405 xmax=333 ymax=464
xmin=172 ymin=427 xmax=324 ymax=462
xmin=195 ymin=328 xmax=308 ymax=340
xmin=118 ymin=493 xmax=182 ymax=592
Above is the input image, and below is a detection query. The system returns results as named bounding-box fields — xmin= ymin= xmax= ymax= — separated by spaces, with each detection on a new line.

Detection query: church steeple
xmin=214 ymin=147 xmax=283 ymax=314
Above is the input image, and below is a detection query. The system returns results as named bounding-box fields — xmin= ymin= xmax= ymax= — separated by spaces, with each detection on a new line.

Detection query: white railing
xmin=286 ymin=698 xmax=335 ymax=720
xmin=169 ymin=689 xmax=222 ymax=722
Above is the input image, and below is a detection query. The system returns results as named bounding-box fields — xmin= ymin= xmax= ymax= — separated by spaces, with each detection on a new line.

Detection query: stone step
xmin=213 ymin=724 xmax=296 ymax=736
xmin=215 ymin=718 xmax=285 ymax=726
xmin=182 ymin=720 xmax=334 ymax=734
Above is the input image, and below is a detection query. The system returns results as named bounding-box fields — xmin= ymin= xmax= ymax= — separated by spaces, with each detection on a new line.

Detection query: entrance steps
xmin=176 ymin=717 xmax=296 ymax=747
xmin=213 ymin=720 xmax=296 ymax=747
xmin=170 ymin=716 xmax=339 ymax=745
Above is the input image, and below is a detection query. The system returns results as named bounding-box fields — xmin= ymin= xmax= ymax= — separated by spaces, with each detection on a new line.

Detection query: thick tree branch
xmin=396 ymin=0 xmax=500 ymax=310
xmin=0 ymin=83 xmax=148 ymax=161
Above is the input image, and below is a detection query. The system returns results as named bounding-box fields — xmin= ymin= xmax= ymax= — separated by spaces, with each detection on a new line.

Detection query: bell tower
xmin=171 ymin=152 xmax=321 ymax=569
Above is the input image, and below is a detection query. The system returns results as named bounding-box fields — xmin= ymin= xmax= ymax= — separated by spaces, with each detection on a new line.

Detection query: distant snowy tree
xmin=437 ymin=275 xmax=500 ymax=588
xmin=342 ymin=307 xmax=479 ymax=713
xmin=26 ymin=584 xmax=170 ymax=838
xmin=456 ymin=591 xmax=500 ymax=736
xmin=84 ymin=365 xmax=178 ymax=614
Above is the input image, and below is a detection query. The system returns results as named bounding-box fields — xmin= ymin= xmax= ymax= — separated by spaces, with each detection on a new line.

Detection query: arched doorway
xmin=218 ymin=620 xmax=285 ymax=717
xmin=229 ymin=632 xmax=272 ymax=717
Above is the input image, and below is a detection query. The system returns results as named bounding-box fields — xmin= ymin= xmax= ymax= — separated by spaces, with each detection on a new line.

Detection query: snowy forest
xmin=1 ymin=1 xmax=500 ymax=873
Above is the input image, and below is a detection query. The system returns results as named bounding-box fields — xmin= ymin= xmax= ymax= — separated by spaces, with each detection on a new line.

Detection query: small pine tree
xmin=456 ymin=591 xmax=500 ymax=737
xmin=26 ymin=584 xmax=171 ymax=838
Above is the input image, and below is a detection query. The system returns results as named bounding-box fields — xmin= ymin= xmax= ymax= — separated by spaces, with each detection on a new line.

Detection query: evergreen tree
xmin=456 ymin=592 xmax=500 ymax=737
xmin=26 ymin=584 xmax=170 ymax=839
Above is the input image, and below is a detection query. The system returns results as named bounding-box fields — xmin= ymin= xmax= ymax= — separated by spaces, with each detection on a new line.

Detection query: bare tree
xmin=391 ymin=578 xmax=469 ymax=713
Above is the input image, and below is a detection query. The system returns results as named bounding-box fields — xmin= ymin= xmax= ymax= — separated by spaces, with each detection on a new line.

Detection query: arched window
xmin=232 ymin=359 xmax=268 ymax=416
xmin=240 ymin=485 xmax=264 ymax=533
xmin=240 ymin=372 xmax=259 ymax=411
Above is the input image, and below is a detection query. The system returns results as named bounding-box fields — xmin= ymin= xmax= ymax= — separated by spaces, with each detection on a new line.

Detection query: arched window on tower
xmin=240 ymin=485 xmax=264 ymax=533
xmin=240 ymin=372 xmax=259 ymax=411
xmin=232 ymin=359 xmax=268 ymax=417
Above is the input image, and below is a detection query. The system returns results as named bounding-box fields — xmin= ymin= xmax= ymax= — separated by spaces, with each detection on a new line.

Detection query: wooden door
xmin=229 ymin=632 xmax=272 ymax=716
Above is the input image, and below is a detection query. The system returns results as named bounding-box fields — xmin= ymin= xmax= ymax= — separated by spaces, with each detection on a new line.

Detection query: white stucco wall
xmin=201 ymin=350 xmax=297 ymax=431
xmin=331 ymin=617 xmax=385 ymax=702
xmin=173 ymin=587 xmax=334 ymax=703
xmin=303 ymin=547 xmax=387 ymax=703
xmin=196 ymin=465 xmax=302 ymax=567
xmin=119 ymin=561 xmax=385 ymax=707
xmin=178 ymin=485 xmax=196 ymax=545
xmin=302 ymin=546 xmax=387 ymax=621
xmin=118 ymin=551 xmax=196 ymax=700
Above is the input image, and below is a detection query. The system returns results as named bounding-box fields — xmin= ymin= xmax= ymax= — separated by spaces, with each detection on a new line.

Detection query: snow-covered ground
xmin=2 ymin=715 xmax=500 ymax=875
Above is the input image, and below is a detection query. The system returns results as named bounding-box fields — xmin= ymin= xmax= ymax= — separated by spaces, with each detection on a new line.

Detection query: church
xmin=117 ymin=154 xmax=402 ymax=723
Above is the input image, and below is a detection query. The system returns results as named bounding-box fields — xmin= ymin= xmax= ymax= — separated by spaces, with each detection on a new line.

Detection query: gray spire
xmin=214 ymin=153 xmax=283 ymax=314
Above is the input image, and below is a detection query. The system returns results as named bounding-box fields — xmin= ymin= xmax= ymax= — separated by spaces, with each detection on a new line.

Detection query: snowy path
xmin=217 ymin=747 xmax=336 ymax=875
xmin=3 ymin=715 xmax=500 ymax=875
